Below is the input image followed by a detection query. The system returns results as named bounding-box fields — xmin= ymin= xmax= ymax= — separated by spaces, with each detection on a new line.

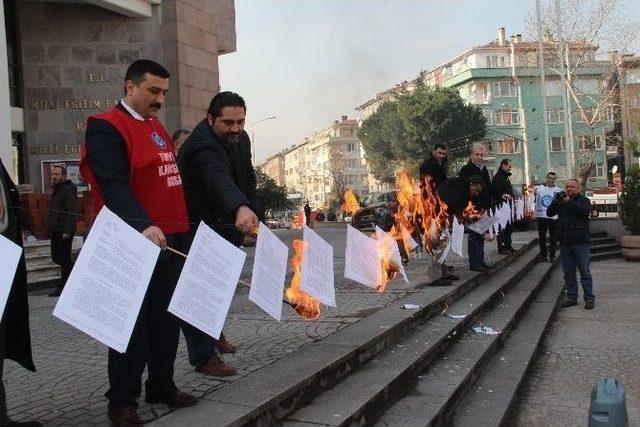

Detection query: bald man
xmin=546 ymin=179 xmax=594 ymax=309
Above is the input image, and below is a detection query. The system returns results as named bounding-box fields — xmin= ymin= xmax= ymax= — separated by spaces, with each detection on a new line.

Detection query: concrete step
xmin=591 ymin=250 xmax=623 ymax=262
xmin=370 ymin=255 xmax=558 ymax=427
xmin=449 ymin=266 xmax=563 ymax=426
xmin=589 ymin=243 xmax=621 ymax=254
xmin=589 ymin=231 xmax=607 ymax=239
xmin=27 ymin=265 xmax=60 ymax=283
xmin=153 ymin=240 xmax=540 ymax=427
xmin=23 ymin=241 xmax=51 ymax=257
xmin=590 ymin=236 xmax=616 ymax=246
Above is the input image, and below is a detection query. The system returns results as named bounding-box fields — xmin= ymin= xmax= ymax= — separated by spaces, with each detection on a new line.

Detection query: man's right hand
xmin=142 ymin=225 xmax=167 ymax=248
xmin=235 ymin=205 xmax=258 ymax=235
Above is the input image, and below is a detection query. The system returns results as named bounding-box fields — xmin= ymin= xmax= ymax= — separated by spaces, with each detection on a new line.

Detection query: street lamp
xmin=251 ymin=116 xmax=277 ymax=165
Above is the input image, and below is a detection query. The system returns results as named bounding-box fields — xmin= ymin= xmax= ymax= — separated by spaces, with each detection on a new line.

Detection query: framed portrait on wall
xmin=41 ymin=160 xmax=88 ymax=194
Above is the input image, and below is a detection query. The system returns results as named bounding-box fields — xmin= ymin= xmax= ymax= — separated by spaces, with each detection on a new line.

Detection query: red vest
xmin=80 ymin=107 xmax=189 ymax=235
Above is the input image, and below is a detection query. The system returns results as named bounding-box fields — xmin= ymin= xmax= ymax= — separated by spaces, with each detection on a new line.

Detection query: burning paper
xmin=0 ymin=234 xmax=22 ymax=320
xmin=345 ymin=224 xmax=382 ymax=289
xmin=375 ymin=226 xmax=409 ymax=284
xmin=300 ymin=226 xmax=336 ymax=307
xmin=495 ymin=203 xmax=512 ymax=231
xmin=169 ymin=222 xmax=246 ymax=340
xmin=285 ymin=239 xmax=321 ymax=320
xmin=249 ymin=222 xmax=289 ymax=321
xmin=514 ymin=199 xmax=524 ymax=220
xmin=467 ymin=213 xmax=500 ymax=235
xmin=341 ymin=189 xmax=360 ymax=215
xmin=451 ymin=216 xmax=465 ymax=258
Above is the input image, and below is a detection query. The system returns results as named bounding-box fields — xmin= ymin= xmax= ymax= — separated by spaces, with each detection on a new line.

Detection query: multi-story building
xmin=281 ymin=116 xmax=369 ymax=208
xmin=1 ymin=0 xmax=236 ymax=187
xmin=618 ymin=54 xmax=640 ymax=168
xmin=356 ymin=27 xmax=615 ymax=188
xmin=260 ymin=151 xmax=286 ymax=187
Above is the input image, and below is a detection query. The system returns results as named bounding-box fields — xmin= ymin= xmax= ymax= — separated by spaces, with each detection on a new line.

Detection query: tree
xmin=358 ymin=83 xmax=487 ymax=182
xmin=255 ymin=168 xmax=292 ymax=215
xmin=527 ymin=0 xmax=638 ymax=187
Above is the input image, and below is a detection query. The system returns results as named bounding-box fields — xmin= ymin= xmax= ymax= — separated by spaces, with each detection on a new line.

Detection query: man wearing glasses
xmin=533 ymin=172 xmax=563 ymax=262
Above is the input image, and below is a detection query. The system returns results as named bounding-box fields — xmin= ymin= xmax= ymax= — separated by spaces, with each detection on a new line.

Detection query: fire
xmin=341 ymin=189 xmax=360 ymax=215
xmin=462 ymin=201 xmax=482 ymax=221
xmin=284 ymin=239 xmax=321 ymax=320
xmin=375 ymin=232 xmax=400 ymax=293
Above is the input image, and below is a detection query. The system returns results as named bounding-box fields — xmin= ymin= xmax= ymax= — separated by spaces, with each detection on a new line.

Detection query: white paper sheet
xmin=515 ymin=199 xmax=524 ymax=220
xmin=451 ymin=216 xmax=465 ymax=258
xmin=345 ymin=225 xmax=381 ymax=289
xmin=169 ymin=222 xmax=246 ymax=339
xmin=467 ymin=213 xmax=500 ymax=234
xmin=496 ymin=203 xmax=511 ymax=230
xmin=249 ymin=222 xmax=288 ymax=321
xmin=436 ymin=229 xmax=452 ymax=265
xmin=300 ymin=226 xmax=336 ymax=306
xmin=53 ymin=207 xmax=160 ymax=353
xmin=375 ymin=226 xmax=408 ymax=283
xmin=0 ymin=234 xmax=22 ymax=320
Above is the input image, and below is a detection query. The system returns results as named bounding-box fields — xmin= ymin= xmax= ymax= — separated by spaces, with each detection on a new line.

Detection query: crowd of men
xmin=0 ymin=58 xmax=595 ymax=427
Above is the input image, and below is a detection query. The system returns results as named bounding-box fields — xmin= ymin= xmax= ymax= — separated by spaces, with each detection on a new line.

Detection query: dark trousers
xmin=0 ymin=317 xmax=9 ymax=424
xmin=51 ymin=231 xmax=73 ymax=290
xmin=537 ymin=218 xmax=557 ymax=258
xmin=496 ymin=222 xmax=513 ymax=250
xmin=560 ymin=243 xmax=594 ymax=303
xmin=106 ymin=246 xmax=184 ymax=409
xmin=181 ymin=323 xmax=217 ymax=368
xmin=467 ymin=230 xmax=485 ymax=270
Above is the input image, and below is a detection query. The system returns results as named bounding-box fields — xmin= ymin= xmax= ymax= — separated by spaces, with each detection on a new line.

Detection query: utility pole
xmin=555 ymin=0 xmax=574 ymax=178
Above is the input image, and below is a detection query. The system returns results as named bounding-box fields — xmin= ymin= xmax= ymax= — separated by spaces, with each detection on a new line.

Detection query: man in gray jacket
xmin=48 ymin=164 xmax=77 ymax=297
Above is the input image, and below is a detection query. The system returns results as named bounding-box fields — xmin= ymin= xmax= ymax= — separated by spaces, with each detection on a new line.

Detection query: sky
xmin=219 ymin=0 xmax=640 ymax=164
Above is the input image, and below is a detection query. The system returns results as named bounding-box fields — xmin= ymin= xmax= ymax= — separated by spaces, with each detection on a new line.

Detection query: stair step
xmin=450 ymin=267 xmax=564 ymax=426
xmin=590 ymin=236 xmax=616 ymax=245
xmin=591 ymin=250 xmax=623 ymax=261
xmin=371 ymin=258 xmax=557 ymax=427
xmin=589 ymin=243 xmax=620 ymax=254
xmin=588 ymin=231 xmax=607 ymax=238
xmin=153 ymin=241 xmax=539 ymax=427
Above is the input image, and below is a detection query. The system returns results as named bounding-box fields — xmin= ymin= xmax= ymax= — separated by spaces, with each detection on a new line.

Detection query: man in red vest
xmin=81 ymin=60 xmax=196 ymax=426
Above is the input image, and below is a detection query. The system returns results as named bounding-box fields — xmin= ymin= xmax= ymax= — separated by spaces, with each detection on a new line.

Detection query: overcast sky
xmin=219 ymin=0 xmax=640 ymax=164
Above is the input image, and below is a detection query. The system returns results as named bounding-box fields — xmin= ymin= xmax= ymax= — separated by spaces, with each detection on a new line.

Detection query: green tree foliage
xmin=255 ymin=168 xmax=292 ymax=214
xmin=619 ymin=166 xmax=640 ymax=235
xmin=358 ymin=84 xmax=487 ymax=182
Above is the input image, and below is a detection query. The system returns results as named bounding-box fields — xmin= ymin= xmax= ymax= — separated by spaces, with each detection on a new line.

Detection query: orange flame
xmin=375 ymin=232 xmax=400 ymax=293
xmin=341 ymin=189 xmax=360 ymax=215
xmin=462 ymin=201 xmax=482 ymax=222
xmin=285 ymin=239 xmax=321 ymax=320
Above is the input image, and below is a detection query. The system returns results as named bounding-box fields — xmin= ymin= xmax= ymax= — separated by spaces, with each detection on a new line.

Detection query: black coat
xmin=459 ymin=160 xmax=493 ymax=209
xmin=0 ymin=160 xmax=35 ymax=372
xmin=177 ymin=120 xmax=258 ymax=247
xmin=437 ymin=177 xmax=471 ymax=216
xmin=491 ymin=168 xmax=514 ymax=199
xmin=49 ymin=180 xmax=77 ymax=235
xmin=546 ymin=194 xmax=591 ymax=244
xmin=419 ymin=156 xmax=448 ymax=189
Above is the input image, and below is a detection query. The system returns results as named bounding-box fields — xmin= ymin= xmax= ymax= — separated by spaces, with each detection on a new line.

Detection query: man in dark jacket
xmin=459 ymin=143 xmax=494 ymax=271
xmin=47 ymin=164 xmax=77 ymax=297
xmin=547 ymin=179 xmax=594 ymax=309
xmin=177 ymin=91 xmax=260 ymax=377
xmin=491 ymin=159 xmax=515 ymax=255
xmin=0 ymin=160 xmax=40 ymax=426
xmin=420 ymin=143 xmax=448 ymax=189
xmin=437 ymin=175 xmax=485 ymax=218
xmin=304 ymin=201 xmax=312 ymax=227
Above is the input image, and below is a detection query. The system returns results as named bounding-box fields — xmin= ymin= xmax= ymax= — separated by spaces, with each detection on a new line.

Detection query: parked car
xmin=352 ymin=190 xmax=398 ymax=232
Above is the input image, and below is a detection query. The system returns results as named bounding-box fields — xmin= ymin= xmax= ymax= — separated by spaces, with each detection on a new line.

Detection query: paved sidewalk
xmin=5 ymin=229 xmax=534 ymax=426
xmin=512 ymin=258 xmax=640 ymax=426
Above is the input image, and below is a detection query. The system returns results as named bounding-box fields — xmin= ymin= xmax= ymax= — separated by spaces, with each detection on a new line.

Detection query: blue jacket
xmin=546 ymin=194 xmax=591 ymax=244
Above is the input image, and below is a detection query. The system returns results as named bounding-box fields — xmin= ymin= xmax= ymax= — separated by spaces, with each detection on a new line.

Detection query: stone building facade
xmin=1 ymin=0 xmax=235 ymax=191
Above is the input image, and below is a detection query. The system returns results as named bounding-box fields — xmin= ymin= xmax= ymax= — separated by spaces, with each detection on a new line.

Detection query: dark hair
xmin=207 ymin=91 xmax=246 ymax=119
xmin=171 ymin=128 xmax=191 ymax=143
xmin=547 ymin=171 xmax=557 ymax=177
xmin=52 ymin=164 xmax=66 ymax=174
xmin=123 ymin=60 xmax=170 ymax=92
xmin=469 ymin=175 xmax=485 ymax=186
xmin=500 ymin=158 xmax=512 ymax=167
xmin=432 ymin=143 xmax=447 ymax=151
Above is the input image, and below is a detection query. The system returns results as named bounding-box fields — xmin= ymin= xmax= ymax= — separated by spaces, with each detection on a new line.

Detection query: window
xmin=546 ymin=108 xmax=565 ymax=124
xmin=548 ymin=136 xmax=566 ymax=152
xmin=486 ymin=55 xmax=506 ymax=68
xmin=492 ymin=81 xmax=516 ymax=97
xmin=545 ymin=80 xmax=563 ymax=96
xmin=577 ymin=135 xmax=604 ymax=151
xmin=496 ymin=138 xmax=519 ymax=154
xmin=603 ymin=105 xmax=615 ymax=122
xmin=586 ymin=162 xmax=606 ymax=178
xmin=482 ymin=109 xmax=493 ymax=125
xmin=552 ymin=164 xmax=567 ymax=179
xmin=346 ymin=143 xmax=356 ymax=152
xmin=495 ymin=110 xmax=520 ymax=126
xmin=574 ymin=79 xmax=599 ymax=95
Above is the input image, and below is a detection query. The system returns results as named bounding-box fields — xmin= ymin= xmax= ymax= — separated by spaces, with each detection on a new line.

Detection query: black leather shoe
xmin=585 ymin=301 xmax=595 ymax=310
xmin=561 ymin=300 xmax=578 ymax=308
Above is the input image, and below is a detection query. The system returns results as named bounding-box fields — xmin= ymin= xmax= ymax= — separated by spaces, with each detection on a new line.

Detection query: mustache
xmin=150 ymin=103 xmax=162 ymax=110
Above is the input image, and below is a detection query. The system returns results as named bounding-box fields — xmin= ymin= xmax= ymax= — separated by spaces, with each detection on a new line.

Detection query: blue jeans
xmin=560 ymin=243 xmax=594 ymax=302
xmin=467 ymin=230 xmax=485 ymax=270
